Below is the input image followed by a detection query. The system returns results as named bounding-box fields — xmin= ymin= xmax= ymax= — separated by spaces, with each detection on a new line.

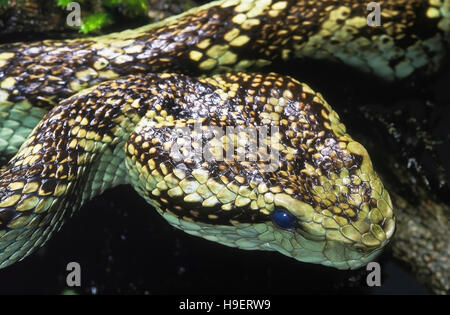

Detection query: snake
xmin=0 ymin=0 xmax=448 ymax=272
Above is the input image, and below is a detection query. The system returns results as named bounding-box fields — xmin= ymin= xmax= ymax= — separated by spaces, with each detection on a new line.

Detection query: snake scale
xmin=0 ymin=0 xmax=448 ymax=273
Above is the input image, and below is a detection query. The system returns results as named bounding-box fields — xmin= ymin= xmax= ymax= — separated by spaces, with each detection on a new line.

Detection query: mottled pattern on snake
xmin=1 ymin=1 xmax=448 ymax=101
xmin=0 ymin=0 xmax=448 ymax=270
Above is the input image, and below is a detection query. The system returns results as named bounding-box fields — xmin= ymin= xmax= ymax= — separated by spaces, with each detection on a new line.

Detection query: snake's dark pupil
xmin=271 ymin=209 xmax=297 ymax=230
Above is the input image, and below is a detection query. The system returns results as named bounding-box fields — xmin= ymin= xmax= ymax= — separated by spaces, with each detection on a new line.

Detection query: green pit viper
xmin=0 ymin=0 xmax=449 ymax=271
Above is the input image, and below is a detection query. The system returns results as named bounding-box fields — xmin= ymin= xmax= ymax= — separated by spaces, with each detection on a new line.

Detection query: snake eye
xmin=271 ymin=208 xmax=297 ymax=230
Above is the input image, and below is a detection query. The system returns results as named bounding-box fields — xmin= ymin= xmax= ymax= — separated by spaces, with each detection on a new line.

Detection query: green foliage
xmin=79 ymin=12 xmax=113 ymax=34
xmin=55 ymin=0 xmax=148 ymax=33
xmin=56 ymin=0 xmax=79 ymax=8
xmin=0 ymin=0 xmax=11 ymax=8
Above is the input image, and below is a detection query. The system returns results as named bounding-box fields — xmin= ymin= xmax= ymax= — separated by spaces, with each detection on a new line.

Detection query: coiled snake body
xmin=0 ymin=0 xmax=448 ymax=270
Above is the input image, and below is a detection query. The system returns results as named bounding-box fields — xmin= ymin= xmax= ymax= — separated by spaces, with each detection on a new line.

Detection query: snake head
xmin=265 ymin=139 xmax=396 ymax=270
xmin=125 ymin=73 xmax=395 ymax=270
